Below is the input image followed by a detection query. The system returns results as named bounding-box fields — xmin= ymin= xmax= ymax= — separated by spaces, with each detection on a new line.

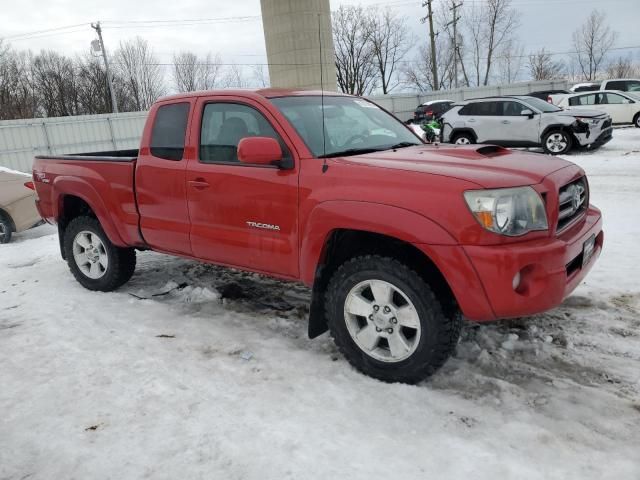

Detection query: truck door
xmin=185 ymin=97 xmax=299 ymax=279
xmin=135 ymin=100 xmax=194 ymax=255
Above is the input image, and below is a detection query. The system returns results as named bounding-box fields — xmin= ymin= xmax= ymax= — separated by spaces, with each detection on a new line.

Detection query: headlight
xmin=574 ymin=117 xmax=598 ymax=125
xmin=464 ymin=187 xmax=548 ymax=236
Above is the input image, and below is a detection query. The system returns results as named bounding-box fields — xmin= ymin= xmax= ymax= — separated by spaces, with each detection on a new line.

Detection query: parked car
xmin=570 ymin=82 xmax=601 ymax=92
xmin=599 ymin=78 xmax=640 ymax=92
xmin=528 ymin=89 xmax=570 ymax=103
xmin=412 ymin=99 xmax=454 ymax=123
xmin=441 ymin=95 xmax=613 ymax=154
xmin=33 ymin=89 xmax=603 ymax=383
xmin=0 ymin=168 xmax=41 ymax=244
xmin=557 ymin=90 xmax=640 ymax=127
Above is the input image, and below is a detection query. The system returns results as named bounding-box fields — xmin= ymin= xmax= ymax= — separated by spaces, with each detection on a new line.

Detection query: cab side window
xmin=601 ymin=93 xmax=626 ymax=104
xmin=150 ymin=103 xmax=190 ymax=161
xmin=200 ymin=103 xmax=287 ymax=164
xmin=500 ymin=101 xmax=527 ymax=116
xmin=569 ymin=94 xmax=597 ymax=106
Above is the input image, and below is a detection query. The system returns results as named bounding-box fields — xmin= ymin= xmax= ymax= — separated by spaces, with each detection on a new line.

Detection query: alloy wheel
xmin=73 ymin=230 xmax=109 ymax=279
xmin=546 ymin=133 xmax=568 ymax=153
xmin=343 ymin=279 xmax=421 ymax=363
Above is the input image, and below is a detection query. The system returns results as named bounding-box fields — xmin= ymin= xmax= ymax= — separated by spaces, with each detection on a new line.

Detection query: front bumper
xmin=462 ymin=206 xmax=603 ymax=319
xmin=573 ymin=120 xmax=613 ymax=148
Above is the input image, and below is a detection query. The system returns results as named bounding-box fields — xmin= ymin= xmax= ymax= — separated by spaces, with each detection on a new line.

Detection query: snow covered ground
xmin=1 ymin=129 xmax=639 ymax=480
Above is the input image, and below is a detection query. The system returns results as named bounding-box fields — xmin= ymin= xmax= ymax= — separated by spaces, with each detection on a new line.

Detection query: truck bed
xmin=33 ymin=151 xmax=144 ymax=248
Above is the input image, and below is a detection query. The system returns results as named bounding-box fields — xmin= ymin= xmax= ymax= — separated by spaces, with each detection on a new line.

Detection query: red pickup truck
xmin=32 ymin=89 xmax=603 ymax=383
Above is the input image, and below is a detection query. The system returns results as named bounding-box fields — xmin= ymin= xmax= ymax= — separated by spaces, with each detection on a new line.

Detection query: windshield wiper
xmin=318 ymin=148 xmax=384 ymax=158
xmin=387 ymin=141 xmax=420 ymax=150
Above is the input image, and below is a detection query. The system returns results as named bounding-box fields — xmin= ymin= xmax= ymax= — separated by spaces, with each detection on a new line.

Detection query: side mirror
xmin=521 ymin=108 xmax=534 ymax=118
xmin=237 ymin=137 xmax=283 ymax=166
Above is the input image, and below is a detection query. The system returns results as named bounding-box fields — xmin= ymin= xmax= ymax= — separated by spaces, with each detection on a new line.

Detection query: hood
xmin=334 ymin=144 xmax=573 ymax=189
xmin=551 ymin=109 xmax=607 ymax=118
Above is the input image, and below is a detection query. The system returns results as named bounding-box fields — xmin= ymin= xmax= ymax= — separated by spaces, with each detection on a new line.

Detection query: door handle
xmin=501 ymin=120 xmax=510 ymax=124
xmin=468 ymin=118 xmax=476 ymax=123
xmin=188 ymin=178 xmax=210 ymax=190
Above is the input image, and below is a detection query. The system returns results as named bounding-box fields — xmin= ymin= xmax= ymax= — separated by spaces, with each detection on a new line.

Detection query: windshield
xmin=270 ymin=96 xmax=422 ymax=157
xmin=520 ymin=96 xmax=563 ymax=113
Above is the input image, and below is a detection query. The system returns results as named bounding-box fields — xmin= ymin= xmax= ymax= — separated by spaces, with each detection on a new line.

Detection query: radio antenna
xmin=318 ymin=13 xmax=328 ymax=172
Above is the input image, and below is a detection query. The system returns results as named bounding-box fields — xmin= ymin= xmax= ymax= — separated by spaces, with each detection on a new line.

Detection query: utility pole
xmin=450 ymin=1 xmax=462 ymax=89
xmin=421 ymin=0 xmax=439 ymax=90
xmin=91 ymin=21 xmax=118 ymax=113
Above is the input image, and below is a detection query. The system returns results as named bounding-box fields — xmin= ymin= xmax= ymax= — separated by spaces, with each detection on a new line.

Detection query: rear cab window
xmin=150 ymin=103 xmax=190 ymax=161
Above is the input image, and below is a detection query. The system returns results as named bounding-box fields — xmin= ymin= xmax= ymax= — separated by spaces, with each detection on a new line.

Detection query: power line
xmin=2 ymin=23 xmax=89 ymax=40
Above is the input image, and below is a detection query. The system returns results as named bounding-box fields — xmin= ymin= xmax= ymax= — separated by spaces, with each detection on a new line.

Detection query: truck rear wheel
xmin=63 ymin=216 xmax=136 ymax=291
xmin=325 ymin=255 xmax=462 ymax=383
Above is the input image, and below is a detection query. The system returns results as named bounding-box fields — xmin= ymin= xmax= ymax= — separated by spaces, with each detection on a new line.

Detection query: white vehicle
xmin=599 ymin=79 xmax=640 ymax=92
xmin=570 ymin=82 xmax=600 ymax=93
xmin=557 ymin=90 xmax=640 ymax=127
xmin=441 ymin=96 xmax=613 ymax=154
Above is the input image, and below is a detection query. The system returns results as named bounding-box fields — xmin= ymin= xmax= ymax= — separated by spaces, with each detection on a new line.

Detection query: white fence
xmin=0 ymin=112 xmax=146 ymax=173
xmin=0 ymin=80 xmax=568 ymax=173
xmin=369 ymin=79 xmax=569 ymax=121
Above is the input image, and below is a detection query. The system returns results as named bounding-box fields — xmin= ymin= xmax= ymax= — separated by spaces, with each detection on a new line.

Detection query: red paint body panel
xmin=32 ymin=88 xmax=604 ymax=323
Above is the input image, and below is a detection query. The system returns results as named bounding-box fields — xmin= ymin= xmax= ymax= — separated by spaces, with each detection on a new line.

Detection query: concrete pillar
xmin=260 ymin=0 xmax=337 ymax=91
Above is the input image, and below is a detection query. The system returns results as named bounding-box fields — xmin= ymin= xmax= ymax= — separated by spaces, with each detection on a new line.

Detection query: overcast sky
xmin=1 ymin=0 xmax=639 ymax=85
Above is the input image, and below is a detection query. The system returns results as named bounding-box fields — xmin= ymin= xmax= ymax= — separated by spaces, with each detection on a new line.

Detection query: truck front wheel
xmin=63 ymin=216 xmax=136 ymax=292
xmin=325 ymin=255 xmax=462 ymax=383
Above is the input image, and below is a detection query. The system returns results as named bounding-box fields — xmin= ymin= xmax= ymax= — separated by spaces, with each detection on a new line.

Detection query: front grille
xmin=557 ymin=177 xmax=588 ymax=231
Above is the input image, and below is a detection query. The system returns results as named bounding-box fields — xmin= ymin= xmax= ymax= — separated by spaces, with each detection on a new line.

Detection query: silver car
xmin=441 ymin=96 xmax=613 ymax=155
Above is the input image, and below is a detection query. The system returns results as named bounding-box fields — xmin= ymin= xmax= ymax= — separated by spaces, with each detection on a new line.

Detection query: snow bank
xmin=1 ymin=130 xmax=639 ymax=479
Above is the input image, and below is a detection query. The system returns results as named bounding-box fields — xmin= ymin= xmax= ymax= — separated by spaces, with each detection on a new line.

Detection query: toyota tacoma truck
xmin=32 ymin=89 xmax=603 ymax=383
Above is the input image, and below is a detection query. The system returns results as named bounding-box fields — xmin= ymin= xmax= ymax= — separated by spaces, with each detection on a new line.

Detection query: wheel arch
xmin=51 ymin=176 xmax=127 ymax=254
xmin=449 ymin=128 xmax=477 ymax=143
xmin=306 ymin=228 xmax=459 ymax=339
xmin=0 ymin=208 xmax=16 ymax=232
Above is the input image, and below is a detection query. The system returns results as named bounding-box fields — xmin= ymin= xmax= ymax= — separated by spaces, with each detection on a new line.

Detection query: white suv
xmin=441 ymin=96 xmax=613 ymax=155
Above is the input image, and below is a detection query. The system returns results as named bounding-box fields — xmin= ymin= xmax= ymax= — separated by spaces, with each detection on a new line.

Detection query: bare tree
xmin=572 ymin=10 xmax=617 ymax=81
xmin=75 ymin=54 xmax=113 ymax=114
xmin=461 ymin=0 xmax=519 ymax=86
xmin=32 ymin=50 xmax=81 ymax=117
xmin=0 ymin=44 xmax=38 ymax=120
xmin=251 ymin=64 xmax=270 ymax=88
xmin=369 ymin=8 xmax=413 ymax=94
xmin=332 ymin=5 xmax=377 ymax=95
xmin=606 ymin=56 xmax=637 ymax=78
xmin=496 ymin=39 xmax=524 ymax=83
xmin=528 ymin=48 xmax=564 ymax=80
xmin=113 ymin=37 xmax=165 ymax=111
xmin=222 ymin=63 xmax=248 ymax=88
xmin=404 ymin=37 xmax=456 ymax=91
xmin=172 ymin=51 xmax=222 ymax=92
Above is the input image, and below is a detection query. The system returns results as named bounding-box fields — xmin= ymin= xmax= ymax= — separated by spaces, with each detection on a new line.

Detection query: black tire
xmin=451 ymin=132 xmax=475 ymax=145
xmin=63 ymin=216 xmax=136 ymax=291
xmin=633 ymin=113 xmax=640 ymax=128
xmin=0 ymin=215 xmax=12 ymax=244
xmin=325 ymin=255 xmax=462 ymax=384
xmin=542 ymin=129 xmax=572 ymax=155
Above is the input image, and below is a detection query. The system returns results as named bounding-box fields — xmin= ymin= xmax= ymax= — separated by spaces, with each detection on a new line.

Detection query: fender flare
xmin=51 ymin=176 xmax=127 ymax=247
xmin=300 ymin=200 xmax=457 ymax=286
